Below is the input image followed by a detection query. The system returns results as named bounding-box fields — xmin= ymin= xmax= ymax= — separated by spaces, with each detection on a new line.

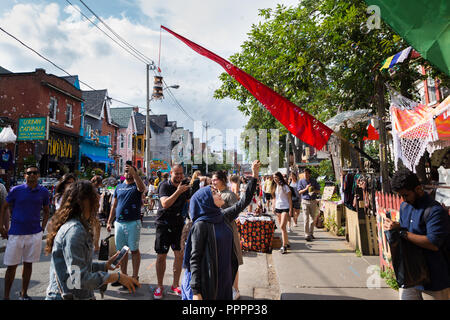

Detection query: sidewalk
xmin=270 ymin=214 xmax=398 ymax=300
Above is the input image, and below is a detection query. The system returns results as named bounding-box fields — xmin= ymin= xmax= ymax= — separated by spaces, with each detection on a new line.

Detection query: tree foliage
xmin=214 ymin=0 xmax=449 ymax=146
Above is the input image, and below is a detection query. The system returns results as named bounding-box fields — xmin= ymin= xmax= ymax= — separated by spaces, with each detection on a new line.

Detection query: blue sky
xmin=0 ymin=0 xmax=300 ymax=152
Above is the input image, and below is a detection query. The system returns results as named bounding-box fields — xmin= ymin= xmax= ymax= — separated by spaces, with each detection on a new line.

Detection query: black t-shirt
xmin=157 ymin=179 xmax=189 ymax=226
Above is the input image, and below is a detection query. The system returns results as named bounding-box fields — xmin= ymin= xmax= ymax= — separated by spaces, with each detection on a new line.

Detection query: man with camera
xmin=153 ymin=164 xmax=190 ymax=299
xmin=298 ymin=168 xmax=321 ymax=242
xmin=107 ymin=162 xmax=146 ymax=287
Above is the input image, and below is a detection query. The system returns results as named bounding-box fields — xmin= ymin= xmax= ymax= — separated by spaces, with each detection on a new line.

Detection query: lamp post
xmin=145 ymin=64 xmax=179 ymax=179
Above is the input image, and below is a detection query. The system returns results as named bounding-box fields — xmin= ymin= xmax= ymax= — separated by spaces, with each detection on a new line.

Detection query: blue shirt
xmin=399 ymin=193 xmax=450 ymax=291
xmin=6 ymin=183 xmax=49 ymax=235
xmin=114 ymin=182 xmax=142 ymax=222
xmin=298 ymin=178 xmax=320 ymax=200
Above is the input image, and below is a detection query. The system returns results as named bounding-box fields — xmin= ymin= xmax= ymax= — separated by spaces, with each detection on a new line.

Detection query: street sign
xmin=17 ymin=117 xmax=49 ymax=141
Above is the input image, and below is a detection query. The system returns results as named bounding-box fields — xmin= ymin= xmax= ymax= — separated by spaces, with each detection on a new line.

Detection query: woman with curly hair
xmin=45 ymin=180 xmax=140 ymax=300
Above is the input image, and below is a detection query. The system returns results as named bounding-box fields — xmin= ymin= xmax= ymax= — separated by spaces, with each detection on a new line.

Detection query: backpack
xmin=289 ymin=185 xmax=299 ymax=203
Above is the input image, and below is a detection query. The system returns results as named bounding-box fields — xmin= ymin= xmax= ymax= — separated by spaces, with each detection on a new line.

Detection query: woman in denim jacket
xmin=45 ymin=180 xmax=140 ymax=300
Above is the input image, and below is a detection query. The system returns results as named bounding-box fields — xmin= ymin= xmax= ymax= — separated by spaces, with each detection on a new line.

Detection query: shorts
xmin=293 ymin=201 xmax=301 ymax=210
xmin=264 ymin=193 xmax=272 ymax=201
xmin=274 ymin=208 xmax=289 ymax=214
xmin=155 ymin=224 xmax=183 ymax=254
xmin=4 ymin=232 xmax=43 ymax=266
xmin=115 ymin=220 xmax=142 ymax=252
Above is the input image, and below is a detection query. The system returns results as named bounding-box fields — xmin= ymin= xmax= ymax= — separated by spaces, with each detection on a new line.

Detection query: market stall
xmin=235 ymin=213 xmax=276 ymax=253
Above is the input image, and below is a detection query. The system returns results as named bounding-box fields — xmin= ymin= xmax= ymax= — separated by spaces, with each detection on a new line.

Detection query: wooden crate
xmin=321 ymin=201 xmax=345 ymax=236
xmin=345 ymin=207 xmax=379 ymax=256
xmin=271 ymin=236 xmax=282 ymax=249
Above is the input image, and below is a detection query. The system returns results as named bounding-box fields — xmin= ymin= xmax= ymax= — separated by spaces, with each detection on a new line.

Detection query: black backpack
xmin=289 ymin=185 xmax=299 ymax=203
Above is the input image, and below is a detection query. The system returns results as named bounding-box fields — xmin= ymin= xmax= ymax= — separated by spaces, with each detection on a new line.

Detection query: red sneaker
xmin=153 ymin=287 xmax=163 ymax=300
xmin=170 ymin=285 xmax=182 ymax=296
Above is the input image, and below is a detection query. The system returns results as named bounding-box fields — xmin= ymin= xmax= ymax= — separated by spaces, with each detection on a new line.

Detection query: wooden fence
xmin=375 ymin=191 xmax=403 ymax=272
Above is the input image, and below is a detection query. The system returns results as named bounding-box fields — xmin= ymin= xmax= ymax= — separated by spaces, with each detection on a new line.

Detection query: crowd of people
xmin=0 ymin=161 xmax=448 ymax=301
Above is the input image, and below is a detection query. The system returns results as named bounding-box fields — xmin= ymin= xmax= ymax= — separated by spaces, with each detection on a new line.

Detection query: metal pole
xmin=205 ymin=121 xmax=209 ymax=175
xmin=146 ymin=64 xmax=151 ymax=179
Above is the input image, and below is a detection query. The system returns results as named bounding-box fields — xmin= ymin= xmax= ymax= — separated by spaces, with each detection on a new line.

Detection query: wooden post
xmin=375 ymin=73 xmax=391 ymax=193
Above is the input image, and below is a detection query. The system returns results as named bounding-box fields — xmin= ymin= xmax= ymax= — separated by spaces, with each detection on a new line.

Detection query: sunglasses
xmin=26 ymin=171 xmax=39 ymax=175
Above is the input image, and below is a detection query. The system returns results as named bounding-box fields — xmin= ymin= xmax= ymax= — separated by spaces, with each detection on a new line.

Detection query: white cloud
xmin=0 ymin=0 xmax=299 ymax=151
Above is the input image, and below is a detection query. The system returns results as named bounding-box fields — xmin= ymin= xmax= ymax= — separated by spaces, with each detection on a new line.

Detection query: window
xmin=128 ymin=134 xmax=131 ymax=149
xmin=120 ymin=134 xmax=124 ymax=149
xmin=119 ymin=159 xmax=123 ymax=174
xmin=137 ymin=160 xmax=142 ymax=169
xmin=108 ymin=133 xmax=112 ymax=145
xmin=416 ymin=81 xmax=426 ymax=105
xmin=49 ymin=98 xmax=57 ymax=122
xmin=440 ymin=86 xmax=449 ymax=101
xmin=427 ymin=77 xmax=437 ymax=105
xmin=65 ymin=104 xmax=73 ymax=126
xmin=138 ymin=138 xmax=142 ymax=152
xmin=85 ymin=123 xmax=92 ymax=137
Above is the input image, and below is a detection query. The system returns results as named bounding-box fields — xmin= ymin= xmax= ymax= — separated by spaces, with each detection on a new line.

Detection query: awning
xmin=82 ymin=154 xmax=115 ymax=164
xmin=324 ymin=109 xmax=372 ymax=131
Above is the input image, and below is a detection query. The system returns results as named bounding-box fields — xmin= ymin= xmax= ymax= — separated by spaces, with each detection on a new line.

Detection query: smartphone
xmin=181 ymin=179 xmax=190 ymax=186
xmin=386 ymin=211 xmax=391 ymax=220
xmin=110 ymin=246 xmax=130 ymax=268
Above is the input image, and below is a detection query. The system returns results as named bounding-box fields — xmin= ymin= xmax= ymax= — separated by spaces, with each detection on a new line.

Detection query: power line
xmin=77 ymin=0 xmax=155 ymax=65
xmin=64 ymin=0 xmax=150 ymax=65
xmin=0 ymin=26 xmax=140 ymax=119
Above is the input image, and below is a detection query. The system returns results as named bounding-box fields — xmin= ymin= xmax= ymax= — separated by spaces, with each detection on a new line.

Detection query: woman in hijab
xmin=181 ymin=160 xmax=261 ymax=300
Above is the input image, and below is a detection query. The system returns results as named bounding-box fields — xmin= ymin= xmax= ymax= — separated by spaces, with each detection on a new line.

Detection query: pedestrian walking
xmin=272 ymin=172 xmax=292 ymax=254
xmin=263 ymin=175 xmax=275 ymax=212
xmin=190 ymin=170 xmax=202 ymax=196
xmin=45 ymin=180 xmax=140 ymax=300
xmin=298 ymin=168 xmax=321 ymax=242
xmin=288 ymin=172 xmax=301 ymax=228
xmin=0 ymin=181 xmax=9 ymax=239
xmin=153 ymin=164 xmax=190 ymax=299
xmin=211 ymin=170 xmax=243 ymax=300
xmin=384 ymin=168 xmax=450 ymax=300
xmin=106 ymin=163 xmax=146 ymax=286
xmin=181 ymin=160 xmax=260 ymax=300
xmin=53 ymin=173 xmax=77 ymax=211
xmin=2 ymin=165 xmax=50 ymax=300
xmin=91 ymin=175 xmax=103 ymax=252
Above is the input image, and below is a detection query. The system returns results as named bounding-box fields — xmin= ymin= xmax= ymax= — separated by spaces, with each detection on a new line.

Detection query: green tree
xmin=214 ymin=0 xmax=449 ymax=157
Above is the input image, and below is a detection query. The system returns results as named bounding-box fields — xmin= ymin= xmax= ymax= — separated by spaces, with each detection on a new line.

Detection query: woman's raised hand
xmin=251 ymin=160 xmax=261 ymax=178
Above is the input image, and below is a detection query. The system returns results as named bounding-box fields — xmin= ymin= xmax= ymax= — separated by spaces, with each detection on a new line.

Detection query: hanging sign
xmin=150 ymin=159 xmax=171 ymax=173
xmin=17 ymin=117 xmax=49 ymax=141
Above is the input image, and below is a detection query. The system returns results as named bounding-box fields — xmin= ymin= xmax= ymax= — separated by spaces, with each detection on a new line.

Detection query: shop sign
xmin=17 ymin=117 xmax=49 ymax=141
xmin=47 ymin=136 xmax=74 ymax=159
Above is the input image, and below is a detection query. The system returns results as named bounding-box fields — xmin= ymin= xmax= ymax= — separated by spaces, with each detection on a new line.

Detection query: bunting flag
xmin=363 ymin=123 xmax=380 ymax=141
xmin=365 ymin=0 xmax=450 ymax=76
xmin=161 ymin=26 xmax=334 ymax=150
xmin=379 ymin=46 xmax=412 ymax=71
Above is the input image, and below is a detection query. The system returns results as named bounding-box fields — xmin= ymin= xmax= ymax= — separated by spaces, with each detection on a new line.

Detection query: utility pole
xmin=205 ymin=121 xmax=209 ymax=175
xmin=145 ymin=64 xmax=151 ymax=179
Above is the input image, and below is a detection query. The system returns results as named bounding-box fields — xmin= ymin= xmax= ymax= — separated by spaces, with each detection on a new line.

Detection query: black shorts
xmin=274 ymin=208 xmax=290 ymax=214
xmin=264 ymin=193 xmax=272 ymax=200
xmin=155 ymin=224 xmax=183 ymax=254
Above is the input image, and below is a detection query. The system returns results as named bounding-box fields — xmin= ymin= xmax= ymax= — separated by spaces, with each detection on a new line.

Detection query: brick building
xmin=0 ymin=68 xmax=82 ymax=177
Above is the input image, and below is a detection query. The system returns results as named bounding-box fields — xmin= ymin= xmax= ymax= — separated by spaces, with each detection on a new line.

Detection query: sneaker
xmin=286 ymin=243 xmax=291 ymax=248
xmin=153 ymin=287 xmax=163 ymax=300
xmin=280 ymin=246 xmax=287 ymax=254
xmin=305 ymin=236 xmax=313 ymax=242
xmin=287 ymin=227 xmax=292 ymax=233
xmin=232 ymin=288 xmax=240 ymax=300
xmin=311 ymin=235 xmax=316 ymax=240
xmin=170 ymin=286 xmax=181 ymax=296
xmin=18 ymin=294 xmax=32 ymax=301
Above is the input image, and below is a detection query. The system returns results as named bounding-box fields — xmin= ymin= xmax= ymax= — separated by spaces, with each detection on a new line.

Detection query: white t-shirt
xmin=148 ymin=184 xmax=156 ymax=196
xmin=275 ymin=184 xmax=291 ymax=210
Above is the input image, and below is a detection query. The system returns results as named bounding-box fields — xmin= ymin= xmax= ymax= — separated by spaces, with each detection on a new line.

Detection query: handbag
xmin=385 ymin=229 xmax=430 ymax=288
xmin=98 ymin=234 xmax=115 ymax=261
xmin=314 ymin=212 xmax=324 ymax=228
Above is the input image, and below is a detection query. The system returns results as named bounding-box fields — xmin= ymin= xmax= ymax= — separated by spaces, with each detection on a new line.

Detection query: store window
xmin=49 ymin=97 xmax=58 ymax=122
xmin=65 ymin=104 xmax=73 ymax=126
xmin=120 ymin=134 xmax=124 ymax=149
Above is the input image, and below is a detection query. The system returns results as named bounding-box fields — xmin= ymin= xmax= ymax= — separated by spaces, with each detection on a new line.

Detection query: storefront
xmin=38 ymin=129 xmax=80 ymax=176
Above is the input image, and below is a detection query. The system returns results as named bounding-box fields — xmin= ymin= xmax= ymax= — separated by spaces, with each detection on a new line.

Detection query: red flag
xmin=161 ymin=26 xmax=333 ymax=150
xmin=363 ymin=123 xmax=380 ymax=141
